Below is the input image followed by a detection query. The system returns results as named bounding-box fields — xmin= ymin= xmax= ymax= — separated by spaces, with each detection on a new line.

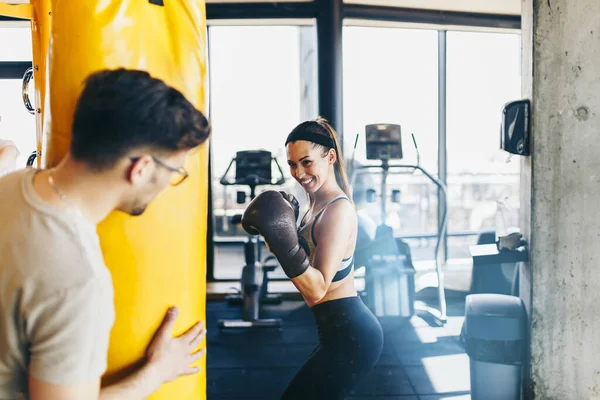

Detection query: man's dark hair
xmin=70 ymin=68 xmax=211 ymax=170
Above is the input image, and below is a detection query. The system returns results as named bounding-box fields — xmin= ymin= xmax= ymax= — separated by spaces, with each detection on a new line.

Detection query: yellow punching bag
xmin=45 ymin=1 xmax=209 ymax=399
xmin=30 ymin=0 xmax=52 ymax=168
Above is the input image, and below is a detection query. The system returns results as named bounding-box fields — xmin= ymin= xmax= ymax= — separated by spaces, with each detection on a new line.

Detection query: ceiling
xmin=205 ymin=0 xmax=521 ymax=15
xmin=346 ymin=0 xmax=520 ymax=15
xmin=4 ymin=0 xmax=521 ymax=16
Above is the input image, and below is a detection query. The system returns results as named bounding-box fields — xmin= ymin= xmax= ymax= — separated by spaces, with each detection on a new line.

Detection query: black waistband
xmin=310 ymin=295 xmax=361 ymax=314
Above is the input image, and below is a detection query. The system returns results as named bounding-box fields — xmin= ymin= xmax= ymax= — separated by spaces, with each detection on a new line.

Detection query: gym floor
xmin=206 ymin=296 xmax=471 ymax=399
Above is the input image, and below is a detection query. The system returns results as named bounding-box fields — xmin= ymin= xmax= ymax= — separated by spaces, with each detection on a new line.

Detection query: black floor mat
xmin=206 ymin=298 xmax=470 ymax=399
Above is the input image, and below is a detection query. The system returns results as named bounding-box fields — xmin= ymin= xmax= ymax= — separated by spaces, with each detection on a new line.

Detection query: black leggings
xmin=280 ymin=296 xmax=384 ymax=400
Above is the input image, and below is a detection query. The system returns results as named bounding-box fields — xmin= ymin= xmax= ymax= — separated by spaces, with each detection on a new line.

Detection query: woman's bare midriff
xmin=306 ymin=267 xmax=358 ymax=308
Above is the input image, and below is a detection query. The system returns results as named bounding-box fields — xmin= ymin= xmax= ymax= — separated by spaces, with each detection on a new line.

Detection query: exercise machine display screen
xmin=365 ymin=124 xmax=403 ymax=160
xmin=235 ymin=150 xmax=272 ymax=181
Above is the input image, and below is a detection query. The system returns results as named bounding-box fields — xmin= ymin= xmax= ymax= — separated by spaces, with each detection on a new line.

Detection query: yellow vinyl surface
xmin=0 ymin=3 xmax=32 ymax=20
xmin=45 ymin=1 xmax=209 ymax=398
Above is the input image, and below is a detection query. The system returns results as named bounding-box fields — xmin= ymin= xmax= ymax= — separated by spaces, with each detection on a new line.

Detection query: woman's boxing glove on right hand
xmin=241 ymin=190 xmax=309 ymax=279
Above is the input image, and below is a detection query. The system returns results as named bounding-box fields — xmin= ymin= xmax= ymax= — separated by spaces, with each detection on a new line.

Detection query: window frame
xmin=0 ymin=7 xmax=521 ymax=281
xmin=205 ymin=7 xmax=520 ymax=281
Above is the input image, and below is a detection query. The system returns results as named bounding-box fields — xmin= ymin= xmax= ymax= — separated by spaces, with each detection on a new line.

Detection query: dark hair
xmin=70 ymin=68 xmax=211 ymax=170
xmin=287 ymin=117 xmax=352 ymax=205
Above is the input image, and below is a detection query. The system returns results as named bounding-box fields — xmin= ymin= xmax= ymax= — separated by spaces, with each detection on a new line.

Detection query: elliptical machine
xmin=217 ymin=150 xmax=285 ymax=329
xmin=351 ymin=124 xmax=448 ymax=326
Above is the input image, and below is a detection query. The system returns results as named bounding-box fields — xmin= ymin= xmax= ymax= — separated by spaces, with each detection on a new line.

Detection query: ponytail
xmin=314 ymin=117 xmax=353 ymax=203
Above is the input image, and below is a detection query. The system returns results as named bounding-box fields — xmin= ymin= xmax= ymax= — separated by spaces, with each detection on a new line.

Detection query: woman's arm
xmin=242 ymin=190 xmax=356 ymax=303
xmin=291 ymin=200 xmax=357 ymax=303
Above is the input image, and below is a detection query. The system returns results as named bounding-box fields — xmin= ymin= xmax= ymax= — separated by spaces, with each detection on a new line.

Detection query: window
xmin=446 ymin=30 xmax=521 ymax=258
xmin=208 ymin=24 xmax=317 ymax=279
xmin=343 ymin=25 xmax=439 ymax=261
xmin=0 ymin=24 xmax=33 ymax=61
xmin=0 ymin=24 xmax=36 ymax=168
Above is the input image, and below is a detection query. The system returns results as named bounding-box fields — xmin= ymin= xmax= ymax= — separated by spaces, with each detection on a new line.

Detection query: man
xmin=0 ymin=69 xmax=211 ymax=399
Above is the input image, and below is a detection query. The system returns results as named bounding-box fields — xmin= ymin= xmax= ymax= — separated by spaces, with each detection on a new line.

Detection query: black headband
xmin=285 ymin=131 xmax=334 ymax=148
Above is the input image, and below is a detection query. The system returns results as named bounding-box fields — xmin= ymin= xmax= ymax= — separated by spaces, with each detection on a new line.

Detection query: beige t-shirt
xmin=0 ymin=168 xmax=115 ymax=399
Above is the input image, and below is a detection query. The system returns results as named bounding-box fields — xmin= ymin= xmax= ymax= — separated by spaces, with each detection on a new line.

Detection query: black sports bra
xmin=297 ymin=196 xmax=354 ymax=282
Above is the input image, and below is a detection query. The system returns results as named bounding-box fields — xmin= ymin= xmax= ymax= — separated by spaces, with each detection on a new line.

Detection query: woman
xmin=280 ymin=117 xmax=383 ymax=399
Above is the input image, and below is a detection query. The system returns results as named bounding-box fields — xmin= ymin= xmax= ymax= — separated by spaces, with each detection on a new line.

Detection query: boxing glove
xmin=279 ymin=191 xmax=300 ymax=223
xmin=279 ymin=191 xmax=312 ymax=255
xmin=242 ymin=190 xmax=309 ymax=279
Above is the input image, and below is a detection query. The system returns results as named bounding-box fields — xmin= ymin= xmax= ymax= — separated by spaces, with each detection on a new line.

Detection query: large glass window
xmin=209 ymin=24 xmax=316 ymax=279
xmin=343 ymin=26 xmax=439 ymax=261
xmin=0 ymin=24 xmax=33 ymax=61
xmin=0 ymin=23 xmax=36 ymax=168
xmin=446 ymin=31 xmax=521 ymax=258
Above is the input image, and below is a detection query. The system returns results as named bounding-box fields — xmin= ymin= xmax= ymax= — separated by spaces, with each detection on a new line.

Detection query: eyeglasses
xmin=131 ymin=156 xmax=189 ymax=186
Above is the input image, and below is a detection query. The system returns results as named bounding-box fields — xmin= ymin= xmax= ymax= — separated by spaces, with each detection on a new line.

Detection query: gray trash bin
xmin=463 ymin=293 xmax=526 ymax=400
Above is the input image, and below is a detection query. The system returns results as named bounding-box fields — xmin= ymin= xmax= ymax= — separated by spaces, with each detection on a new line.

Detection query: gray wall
xmin=521 ymin=0 xmax=600 ymax=398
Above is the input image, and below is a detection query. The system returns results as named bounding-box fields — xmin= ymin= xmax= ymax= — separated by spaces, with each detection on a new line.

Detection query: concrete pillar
xmin=316 ymin=0 xmax=343 ymax=138
xmin=521 ymin=0 xmax=600 ymax=398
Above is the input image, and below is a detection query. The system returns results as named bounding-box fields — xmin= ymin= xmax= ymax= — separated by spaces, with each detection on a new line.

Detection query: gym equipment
xmin=218 ymin=150 xmax=286 ymax=329
xmin=22 ymin=67 xmax=41 ymax=168
xmin=351 ymin=123 xmax=448 ymax=325
xmin=469 ymin=236 xmax=527 ymax=296
xmin=363 ymin=223 xmax=417 ymax=319
xmin=44 ymin=2 xmax=209 ymax=398
xmin=22 ymin=67 xmax=35 ymax=116
xmin=463 ymin=293 xmax=527 ymax=400
xmin=470 ymin=229 xmax=519 ymax=295
xmin=1 ymin=1 xmax=51 ymax=170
